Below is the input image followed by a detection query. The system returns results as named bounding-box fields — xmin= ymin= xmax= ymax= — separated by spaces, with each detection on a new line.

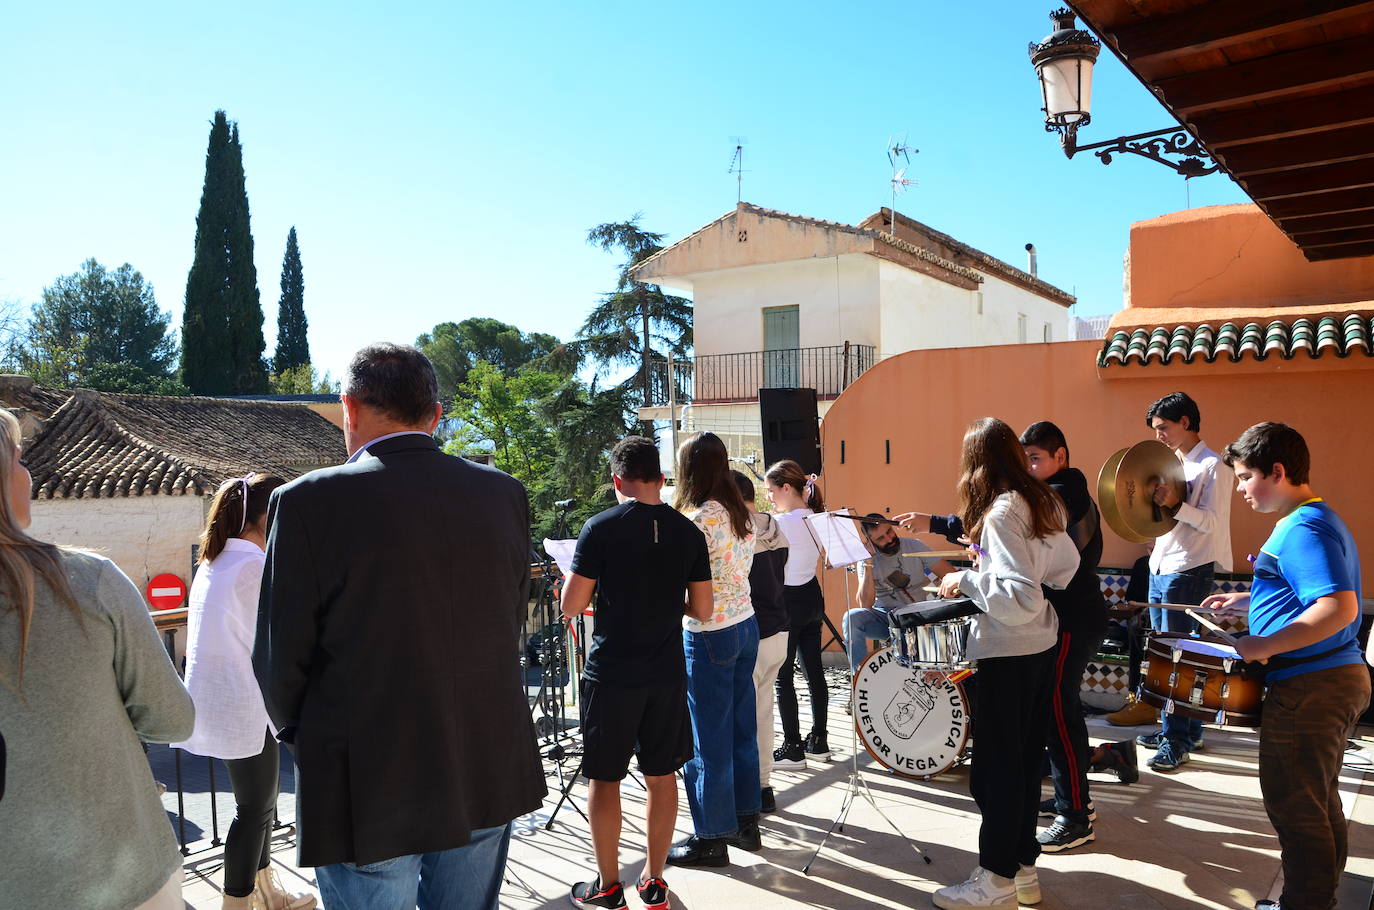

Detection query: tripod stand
xmin=802 ymin=566 xmax=931 ymax=874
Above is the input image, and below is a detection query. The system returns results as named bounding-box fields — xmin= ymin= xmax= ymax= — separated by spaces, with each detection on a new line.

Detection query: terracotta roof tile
xmin=1 ymin=380 xmax=346 ymax=499
xmin=1099 ymin=313 xmax=1374 ymax=367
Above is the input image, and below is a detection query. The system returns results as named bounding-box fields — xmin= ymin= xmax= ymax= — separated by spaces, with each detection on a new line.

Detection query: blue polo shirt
xmin=1248 ymin=499 xmax=1363 ymax=683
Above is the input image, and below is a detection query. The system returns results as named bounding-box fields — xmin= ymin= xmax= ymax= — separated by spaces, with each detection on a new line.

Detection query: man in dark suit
xmin=254 ymin=343 xmax=546 ymax=910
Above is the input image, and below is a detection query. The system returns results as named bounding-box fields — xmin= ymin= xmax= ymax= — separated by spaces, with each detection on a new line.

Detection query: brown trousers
xmin=1258 ymin=662 xmax=1371 ymax=910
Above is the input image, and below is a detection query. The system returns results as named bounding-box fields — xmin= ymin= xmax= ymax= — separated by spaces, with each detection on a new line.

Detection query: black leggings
xmin=776 ymin=579 xmax=828 ymax=743
xmin=223 ymin=728 xmax=280 ymax=898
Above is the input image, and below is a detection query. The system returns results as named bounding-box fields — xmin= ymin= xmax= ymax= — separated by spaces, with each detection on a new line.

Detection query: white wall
xmin=877 ymin=261 xmax=1070 ymax=357
xmin=690 ymin=254 xmax=880 ymax=357
xmin=29 ymin=495 xmax=208 ymax=593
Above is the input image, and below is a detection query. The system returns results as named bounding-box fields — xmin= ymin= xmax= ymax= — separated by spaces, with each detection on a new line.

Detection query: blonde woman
xmin=0 ymin=409 xmax=195 ymax=909
xmin=173 ymin=474 xmax=316 ymax=910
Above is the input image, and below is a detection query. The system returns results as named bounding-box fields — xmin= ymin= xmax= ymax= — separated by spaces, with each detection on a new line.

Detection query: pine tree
xmin=181 ymin=111 xmax=267 ymax=394
xmin=273 ymin=227 xmax=309 ymax=373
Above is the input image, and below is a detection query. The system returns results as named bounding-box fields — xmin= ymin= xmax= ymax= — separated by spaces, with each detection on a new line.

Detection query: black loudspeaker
xmin=759 ymin=387 xmax=821 ymax=476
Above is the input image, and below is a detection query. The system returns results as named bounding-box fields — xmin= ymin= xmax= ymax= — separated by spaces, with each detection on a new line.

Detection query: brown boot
xmin=254 ymin=867 xmax=317 ymax=910
xmin=1105 ymin=694 xmax=1158 ymax=726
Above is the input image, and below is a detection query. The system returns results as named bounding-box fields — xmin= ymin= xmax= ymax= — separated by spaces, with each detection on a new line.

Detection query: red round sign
xmin=147 ymin=573 xmax=187 ymax=610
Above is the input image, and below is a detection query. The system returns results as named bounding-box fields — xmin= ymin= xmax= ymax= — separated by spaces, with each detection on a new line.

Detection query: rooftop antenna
xmin=886 ymin=134 xmax=919 ymax=232
xmin=728 ymin=137 xmax=748 ymax=203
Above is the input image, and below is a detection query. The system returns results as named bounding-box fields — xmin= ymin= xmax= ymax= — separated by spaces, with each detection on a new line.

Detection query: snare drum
xmin=1140 ymin=633 xmax=1263 ymax=727
xmin=889 ymin=600 xmax=975 ymax=672
xmin=852 ymin=646 xmax=970 ymax=779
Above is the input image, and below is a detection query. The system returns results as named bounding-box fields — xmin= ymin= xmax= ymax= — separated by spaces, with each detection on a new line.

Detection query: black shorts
xmin=579 ymin=678 xmax=694 ymax=781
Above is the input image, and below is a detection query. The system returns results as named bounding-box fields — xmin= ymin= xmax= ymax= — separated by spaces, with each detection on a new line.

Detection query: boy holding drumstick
xmin=1206 ymin=422 xmax=1368 ymax=910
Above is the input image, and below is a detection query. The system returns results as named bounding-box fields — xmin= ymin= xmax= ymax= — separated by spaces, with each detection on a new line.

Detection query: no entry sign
xmin=146 ymin=573 xmax=187 ymax=610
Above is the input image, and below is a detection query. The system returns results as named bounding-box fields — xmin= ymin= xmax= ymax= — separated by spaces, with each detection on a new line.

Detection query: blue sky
xmin=1 ymin=2 xmax=1250 ymax=379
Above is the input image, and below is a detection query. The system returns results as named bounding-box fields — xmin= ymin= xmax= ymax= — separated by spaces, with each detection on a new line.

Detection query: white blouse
xmin=172 ymin=539 xmax=273 ymax=760
xmin=775 ymin=508 xmax=820 ymax=586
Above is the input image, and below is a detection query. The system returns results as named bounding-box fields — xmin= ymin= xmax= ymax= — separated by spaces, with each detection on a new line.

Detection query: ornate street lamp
xmin=1029 ymin=8 xmax=1218 ymax=179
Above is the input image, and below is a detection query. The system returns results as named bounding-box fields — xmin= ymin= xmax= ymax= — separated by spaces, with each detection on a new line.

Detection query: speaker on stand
xmin=758 ymin=387 xmax=821 ymax=475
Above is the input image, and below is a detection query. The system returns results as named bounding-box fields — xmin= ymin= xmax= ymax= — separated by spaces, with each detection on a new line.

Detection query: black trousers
xmin=1046 ymin=622 xmax=1105 ymax=821
xmin=223 ymin=728 xmax=280 ymax=898
xmin=971 ymin=646 xmax=1058 ymax=880
xmin=776 ymin=579 xmax=828 ymax=743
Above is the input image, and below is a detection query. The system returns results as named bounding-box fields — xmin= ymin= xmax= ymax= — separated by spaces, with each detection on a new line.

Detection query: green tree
xmin=273 ymin=227 xmax=309 ymax=374
xmin=269 ymin=363 xmax=339 ymax=394
xmin=416 ymin=317 xmax=570 ymax=403
xmin=17 ymin=259 xmax=183 ymax=394
xmin=580 ymin=216 xmax=693 ymax=424
xmin=181 ymin=110 xmax=267 ymax=395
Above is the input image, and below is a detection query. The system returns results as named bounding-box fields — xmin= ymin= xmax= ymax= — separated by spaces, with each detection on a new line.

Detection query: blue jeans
xmin=684 ymin=618 xmax=761 ymax=837
xmin=1149 ymin=566 xmax=1215 ymax=749
xmin=843 ymin=607 xmax=892 ymax=672
xmin=315 ymin=823 xmax=512 ymax=910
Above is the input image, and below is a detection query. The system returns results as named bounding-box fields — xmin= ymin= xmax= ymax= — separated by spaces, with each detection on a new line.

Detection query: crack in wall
xmin=1165 ymin=221 xmax=1262 ymax=309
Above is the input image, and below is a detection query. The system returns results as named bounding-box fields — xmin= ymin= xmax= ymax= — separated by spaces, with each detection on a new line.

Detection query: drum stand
xmin=802 ymin=567 xmax=931 ymax=874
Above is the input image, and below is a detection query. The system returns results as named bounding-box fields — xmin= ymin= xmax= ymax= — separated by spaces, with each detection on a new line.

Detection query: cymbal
xmin=1098 ymin=440 xmax=1186 ymax=543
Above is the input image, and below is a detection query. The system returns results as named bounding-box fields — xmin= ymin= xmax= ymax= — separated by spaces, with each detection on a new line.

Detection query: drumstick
xmin=1185 ymin=609 xmax=1241 ymax=648
xmin=903 ymin=549 xmax=974 ymax=559
xmin=1126 ymin=600 xmax=1227 ymax=613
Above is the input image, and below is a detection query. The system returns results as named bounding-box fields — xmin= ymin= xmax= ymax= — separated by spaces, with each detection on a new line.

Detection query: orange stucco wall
xmin=814 ymin=339 xmax=1374 ymax=636
xmin=1117 ymin=204 xmax=1374 ymax=329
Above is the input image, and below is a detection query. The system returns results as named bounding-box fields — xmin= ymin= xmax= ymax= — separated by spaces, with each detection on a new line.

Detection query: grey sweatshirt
xmin=953 ymin=492 xmax=1079 ymax=660
xmin=0 ymin=551 xmax=195 ymax=909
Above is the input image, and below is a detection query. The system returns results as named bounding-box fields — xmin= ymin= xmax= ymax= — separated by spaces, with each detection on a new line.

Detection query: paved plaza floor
xmin=174 ymin=697 xmax=1374 ymax=910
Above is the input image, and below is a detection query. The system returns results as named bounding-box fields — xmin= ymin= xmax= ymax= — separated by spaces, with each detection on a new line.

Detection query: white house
xmin=629 ymin=202 xmax=1075 ymax=467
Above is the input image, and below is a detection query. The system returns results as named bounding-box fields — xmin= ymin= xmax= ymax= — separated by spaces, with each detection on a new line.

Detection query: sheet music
xmin=542 ymin=538 xmax=577 ymax=578
xmin=802 ymin=509 xmax=871 ymax=569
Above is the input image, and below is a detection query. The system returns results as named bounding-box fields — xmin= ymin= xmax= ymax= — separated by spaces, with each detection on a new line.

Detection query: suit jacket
xmin=253 ymin=434 xmax=546 ymax=867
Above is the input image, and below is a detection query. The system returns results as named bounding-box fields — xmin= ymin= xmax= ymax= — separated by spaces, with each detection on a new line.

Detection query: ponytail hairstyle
xmin=672 ymin=432 xmax=752 ymax=539
xmin=764 ymin=459 xmax=825 ymax=512
xmin=956 ymin=417 xmax=1065 ymax=544
xmin=0 ymin=409 xmax=83 ymax=691
xmin=198 ymin=473 xmax=287 ymax=563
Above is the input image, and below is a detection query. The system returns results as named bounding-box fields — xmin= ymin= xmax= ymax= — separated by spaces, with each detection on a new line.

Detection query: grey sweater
xmin=954 ymin=492 xmax=1079 ymax=660
xmin=0 ymin=551 xmax=195 ymax=909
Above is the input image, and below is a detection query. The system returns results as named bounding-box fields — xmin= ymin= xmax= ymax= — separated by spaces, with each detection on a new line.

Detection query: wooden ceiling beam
xmin=1220 ymin=122 xmax=1374 ymax=175
xmin=1192 ymin=83 xmax=1374 ymax=147
xmin=1289 ymin=226 xmax=1374 ymax=247
xmin=1115 ymin=1 xmax=1374 ymax=65
xmin=1262 ymin=185 xmax=1374 ymax=218
xmin=1302 ymin=239 xmax=1374 ymax=260
xmin=1243 ymin=160 xmax=1374 ymax=199
xmin=1280 ymin=209 xmax=1374 ymax=235
xmin=1159 ymin=34 xmax=1374 ymax=114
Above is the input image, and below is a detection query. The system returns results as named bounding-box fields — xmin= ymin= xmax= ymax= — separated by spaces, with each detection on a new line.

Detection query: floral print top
xmin=683 ymin=499 xmax=755 ymax=633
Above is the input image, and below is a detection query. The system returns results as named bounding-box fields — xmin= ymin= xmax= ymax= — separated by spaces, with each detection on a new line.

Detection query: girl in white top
xmin=173 ymin=474 xmax=316 ymax=910
xmin=763 ymin=460 xmax=831 ymax=766
xmin=930 ymin=418 xmax=1077 ymax=910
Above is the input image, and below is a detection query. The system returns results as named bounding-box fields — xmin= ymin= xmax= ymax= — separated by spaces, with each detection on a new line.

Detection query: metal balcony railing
xmin=644 ymin=343 xmax=875 ymax=406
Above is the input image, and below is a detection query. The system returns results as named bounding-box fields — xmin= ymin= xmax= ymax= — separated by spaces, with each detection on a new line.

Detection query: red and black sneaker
xmin=637 ymin=877 xmax=671 ymax=910
xmin=570 ymin=877 xmax=627 ymax=909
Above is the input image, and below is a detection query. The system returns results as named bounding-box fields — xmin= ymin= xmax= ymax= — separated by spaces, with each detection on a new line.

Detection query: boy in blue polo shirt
xmin=1204 ymin=422 xmax=1369 ymax=910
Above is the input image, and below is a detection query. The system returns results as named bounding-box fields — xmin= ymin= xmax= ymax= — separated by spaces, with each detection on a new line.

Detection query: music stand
xmin=797 ymin=510 xmax=932 ymax=874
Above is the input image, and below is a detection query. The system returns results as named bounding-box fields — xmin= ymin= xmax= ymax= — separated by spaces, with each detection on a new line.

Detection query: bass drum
xmin=852 ymin=646 xmax=971 ymax=779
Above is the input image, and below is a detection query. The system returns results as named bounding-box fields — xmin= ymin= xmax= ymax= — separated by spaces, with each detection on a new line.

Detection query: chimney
xmin=1025 ymin=243 xmax=1038 ymax=277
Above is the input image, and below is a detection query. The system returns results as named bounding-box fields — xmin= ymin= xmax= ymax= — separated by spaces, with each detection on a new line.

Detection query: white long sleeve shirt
xmin=948 ymin=492 xmax=1079 ymax=660
xmin=775 ymin=508 xmax=821 ymax=586
xmin=1149 ymin=440 xmax=1234 ymax=575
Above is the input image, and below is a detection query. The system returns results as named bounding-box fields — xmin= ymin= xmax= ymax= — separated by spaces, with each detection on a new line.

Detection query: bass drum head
xmin=852 ymin=647 xmax=970 ymax=780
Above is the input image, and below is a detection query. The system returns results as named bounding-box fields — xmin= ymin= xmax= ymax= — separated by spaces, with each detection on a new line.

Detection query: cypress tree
xmin=181 ymin=111 xmax=267 ymax=394
xmin=273 ymin=227 xmax=310 ymax=373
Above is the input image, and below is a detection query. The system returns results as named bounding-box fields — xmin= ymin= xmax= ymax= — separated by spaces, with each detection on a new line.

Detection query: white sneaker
xmin=1015 ymin=865 xmax=1041 ymax=905
xmin=932 ymin=866 xmax=1017 ymax=909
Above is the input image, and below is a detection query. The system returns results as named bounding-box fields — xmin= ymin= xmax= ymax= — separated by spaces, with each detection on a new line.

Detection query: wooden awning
xmin=1071 ymin=0 xmax=1374 ymax=261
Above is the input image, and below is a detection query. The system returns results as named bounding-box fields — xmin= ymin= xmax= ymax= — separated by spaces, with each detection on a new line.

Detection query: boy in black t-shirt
xmin=562 ymin=436 xmax=713 ymax=910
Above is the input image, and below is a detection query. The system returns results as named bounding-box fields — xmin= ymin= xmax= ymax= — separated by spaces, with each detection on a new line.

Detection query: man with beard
xmin=843 ymin=516 xmax=954 ymax=674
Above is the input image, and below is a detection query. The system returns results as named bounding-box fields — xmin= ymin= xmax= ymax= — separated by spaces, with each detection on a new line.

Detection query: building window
xmin=1017 ymin=314 xmax=1027 ymax=344
xmin=1043 ymin=323 xmax=1052 ymax=342
xmin=975 ymin=290 xmax=984 ymax=315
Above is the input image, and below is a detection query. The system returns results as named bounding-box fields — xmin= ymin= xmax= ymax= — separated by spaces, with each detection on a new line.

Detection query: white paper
xmin=802 ymin=509 xmax=871 ymax=569
xmin=542 ymin=538 xmax=577 ymax=578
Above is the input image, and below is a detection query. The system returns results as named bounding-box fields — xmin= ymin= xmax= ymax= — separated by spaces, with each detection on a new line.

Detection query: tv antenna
xmin=887 ymin=135 xmax=919 ymax=231
xmin=728 ymin=137 xmax=748 ymax=203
